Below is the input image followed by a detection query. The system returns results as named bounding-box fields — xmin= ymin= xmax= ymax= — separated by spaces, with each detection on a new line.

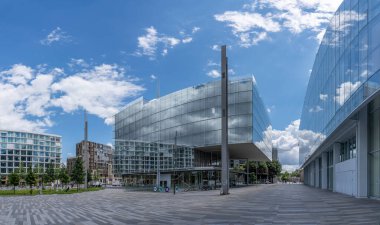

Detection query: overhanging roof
xmin=195 ymin=143 xmax=270 ymax=161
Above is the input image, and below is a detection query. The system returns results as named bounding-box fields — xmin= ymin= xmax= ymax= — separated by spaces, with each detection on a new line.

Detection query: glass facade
xmin=113 ymin=140 xmax=194 ymax=176
xmin=114 ymin=77 xmax=272 ymax=175
xmin=300 ymin=0 xmax=380 ymax=165
xmin=0 ymin=130 xmax=62 ymax=174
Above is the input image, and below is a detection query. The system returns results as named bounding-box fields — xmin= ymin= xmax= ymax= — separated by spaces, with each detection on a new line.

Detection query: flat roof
xmin=0 ymin=129 xmax=62 ymax=138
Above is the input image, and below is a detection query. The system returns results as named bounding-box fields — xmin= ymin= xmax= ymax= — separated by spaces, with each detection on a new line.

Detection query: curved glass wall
xmin=115 ymin=77 xmax=272 ymax=160
xmin=300 ymin=0 xmax=380 ymax=165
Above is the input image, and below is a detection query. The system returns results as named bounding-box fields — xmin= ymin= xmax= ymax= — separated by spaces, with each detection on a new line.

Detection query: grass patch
xmin=0 ymin=187 xmax=103 ymax=196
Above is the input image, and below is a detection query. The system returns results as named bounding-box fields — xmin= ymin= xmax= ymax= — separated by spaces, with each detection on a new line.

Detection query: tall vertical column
xmin=332 ymin=143 xmax=340 ymax=192
xmin=321 ymin=152 xmax=328 ymax=189
xmin=84 ymin=110 xmax=88 ymax=189
xmin=357 ymin=107 xmax=368 ymax=197
xmin=315 ymin=158 xmax=320 ymax=188
xmin=221 ymin=45 xmax=229 ymax=195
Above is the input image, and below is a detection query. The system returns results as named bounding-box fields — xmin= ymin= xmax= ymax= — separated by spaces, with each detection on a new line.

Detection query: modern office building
xmin=0 ymin=129 xmax=62 ymax=184
xmin=272 ymin=148 xmax=278 ymax=161
xmin=300 ymin=0 xmax=380 ymax=198
xmin=76 ymin=141 xmax=114 ymax=184
xmin=114 ymin=77 xmax=272 ymax=188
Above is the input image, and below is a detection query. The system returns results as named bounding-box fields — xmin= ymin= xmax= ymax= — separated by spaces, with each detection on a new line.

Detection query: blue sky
xmin=0 ymin=0 xmax=343 ymax=170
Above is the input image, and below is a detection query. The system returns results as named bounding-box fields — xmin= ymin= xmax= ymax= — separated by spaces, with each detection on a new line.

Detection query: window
xmin=339 ymin=136 xmax=357 ymax=162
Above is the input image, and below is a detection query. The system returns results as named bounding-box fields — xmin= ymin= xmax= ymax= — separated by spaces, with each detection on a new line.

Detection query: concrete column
xmin=321 ymin=152 xmax=328 ymax=189
xmin=333 ymin=143 xmax=340 ymax=192
xmin=221 ymin=45 xmax=229 ymax=195
xmin=357 ymin=107 xmax=368 ymax=198
xmin=315 ymin=158 xmax=320 ymax=188
xmin=310 ymin=161 xmax=315 ymax=186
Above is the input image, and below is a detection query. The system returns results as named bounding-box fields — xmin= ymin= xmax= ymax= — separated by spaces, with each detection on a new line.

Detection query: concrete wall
xmin=335 ymin=158 xmax=357 ymax=196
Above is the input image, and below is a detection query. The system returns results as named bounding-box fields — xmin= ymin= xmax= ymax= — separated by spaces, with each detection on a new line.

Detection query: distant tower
xmin=84 ymin=110 xmax=88 ymax=142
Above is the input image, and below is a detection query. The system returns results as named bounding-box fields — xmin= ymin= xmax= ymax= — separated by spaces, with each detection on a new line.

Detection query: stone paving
xmin=1 ymin=184 xmax=380 ymax=224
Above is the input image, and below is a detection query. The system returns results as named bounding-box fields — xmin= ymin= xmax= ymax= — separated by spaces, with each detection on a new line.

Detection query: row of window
xmin=0 ymin=132 xmax=60 ymax=142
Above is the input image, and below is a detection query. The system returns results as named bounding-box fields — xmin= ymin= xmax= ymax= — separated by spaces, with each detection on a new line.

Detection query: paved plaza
xmin=1 ymin=184 xmax=380 ymax=224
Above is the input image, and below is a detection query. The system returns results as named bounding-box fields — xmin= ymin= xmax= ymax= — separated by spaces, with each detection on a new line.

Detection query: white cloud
xmin=0 ymin=63 xmax=144 ymax=132
xmin=267 ymin=105 xmax=275 ymax=113
xmin=136 ymin=26 xmax=197 ymax=59
xmin=150 ymin=74 xmax=157 ymax=80
xmin=319 ymin=93 xmax=328 ymax=101
xmin=214 ymin=0 xmax=344 ymax=46
xmin=207 ymin=69 xmax=220 ymax=78
xmin=40 ymin=27 xmax=71 ymax=46
xmin=0 ymin=64 xmax=34 ymax=85
xmin=211 ymin=45 xmax=219 ymax=51
xmin=214 ymin=11 xmax=280 ymax=47
xmin=162 ymin=49 xmax=168 ymax=56
xmin=282 ymin=165 xmax=299 ymax=172
xmin=68 ymin=58 xmax=89 ymax=68
xmin=192 ymin=27 xmax=200 ymax=34
xmin=182 ymin=37 xmax=193 ymax=43
xmin=137 ymin=26 xmax=158 ymax=58
xmin=271 ymin=119 xmax=325 ymax=170
xmin=207 ymin=60 xmax=219 ymax=67
xmin=309 ymin=105 xmax=323 ymax=113
xmin=334 ymin=81 xmax=361 ymax=106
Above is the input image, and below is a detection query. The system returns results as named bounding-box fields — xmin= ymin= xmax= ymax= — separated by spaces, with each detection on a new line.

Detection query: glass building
xmin=0 ymin=129 xmax=62 ymax=183
xmin=114 ymin=77 xmax=272 ymax=187
xmin=300 ymin=0 xmax=380 ymax=198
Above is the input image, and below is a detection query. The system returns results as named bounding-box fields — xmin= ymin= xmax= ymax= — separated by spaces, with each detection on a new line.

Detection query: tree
xmin=35 ymin=165 xmax=45 ymax=191
xmin=25 ymin=166 xmax=37 ymax=195
xmin=87 ymin=170 xmax=92 ymax=183
xmin=8 ymin=171 xmax=20 ymax=194
xmin=93 ymin=169 xmax=100 ymax=183
xmin=15 ymin=163 xmax=26 ymax=187
xmin=257 ymin=162 xmax=268 ymax=181
xmin=266 ymin=160 xmax=282 ymax=182
xmin=291 ymin=169 xmax=301 ymax=178
xmin=45 ymin=163 xmax=56 ymax=189
xmin=71 ymin=157 xmax=85 ymax=192
xmin=58 ymin=168 xmax=70 ymax=189
xmin=281 ymin=171 xmax=290 ymax=183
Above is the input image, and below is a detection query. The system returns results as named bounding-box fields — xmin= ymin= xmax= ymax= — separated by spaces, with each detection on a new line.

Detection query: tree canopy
xmin=71 ymin=157 xmax=85 ymax=191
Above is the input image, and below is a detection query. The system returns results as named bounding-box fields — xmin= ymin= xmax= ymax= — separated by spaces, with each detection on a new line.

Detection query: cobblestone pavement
xmin=1 ymin=184 xmax=380 ymax=225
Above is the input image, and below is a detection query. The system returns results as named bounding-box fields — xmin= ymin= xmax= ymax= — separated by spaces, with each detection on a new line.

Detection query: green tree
xmin=257 ymin=162 xmax=268 ymax=182
xmin=281 ymin=171 xmax=290 ymax=183
xmin=93 ymin=169 xmax=100 ymax=182
xmin=291 ymin=169 xmax=301 ymax=178
xmin=15 ymin=163 xmax=26 ymax=187
xmin=58 ymin=168 xmax=70 ymax=189
xmin=45 ymin=163 xmax=56 ymax=188
xmin=25 ymin=166 xmax=37 ymax=195
xmin=266 ymin=160 xmax=282 ymax=182
xmin=87 ymin=170 xmax=92 ymax=183
xmin=71 ymin=157 xmax=85 ymax=192
xmin=8 ymin=171 xmax=20 ymax=194
xmin=34 ymin=165 xmax=45 ymax=191
xmin=249 ymin=173 xmax=257 ymax=183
